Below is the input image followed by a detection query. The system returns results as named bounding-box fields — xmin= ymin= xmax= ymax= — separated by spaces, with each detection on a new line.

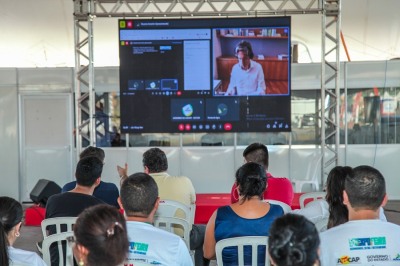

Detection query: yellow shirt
xmin=150 ymin=172 xmax=196 ymax=206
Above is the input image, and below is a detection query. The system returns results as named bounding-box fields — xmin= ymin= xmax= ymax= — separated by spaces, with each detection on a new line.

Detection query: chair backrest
xmin=42 ymin=231 xmax=74 ymax=266
xmin=299 ymin=192 xmax=326 ymax=208
xmin=314 ymin=217 xmax=329 ymax=232
xmin=41 ymin=217 xmax=77 ymax=237
xmin=155 ymin=199 xmax=194 ymax=226
xmin=216 ymin=236 xmax=270 ymax=266
xmin=153 ymin=216 xmax=191 ymax=249
xmin=9 ymin=262 xmax=31 ymax=266
xmin=264 ymin=199 xmax=292 ymax=213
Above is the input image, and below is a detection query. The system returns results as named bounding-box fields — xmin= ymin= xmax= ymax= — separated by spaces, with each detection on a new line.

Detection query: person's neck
xmin=70 ymin=184 xmax=95 ymax=195
xmin=238 ymin=195 xmax=262 ymax=203
xmin=125 ymin=215 xmax=153 ymax=224
xmin=7 ymin=235 xmax=16 ymax=246
xmin=348 ymin=208 xmax=380 ymax=221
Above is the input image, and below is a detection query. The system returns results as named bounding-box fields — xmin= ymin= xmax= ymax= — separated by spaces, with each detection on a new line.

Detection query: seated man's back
xmin=61 ymin=180 xmax=119 ymax=208
xmin=46 ymin=192 xmax=104 ymax=218
xmin=320 ymin=165 xmax=398 ymax=265
xmin=320 ymin=220 xmax=400 ymax=265
xmin=126 ymin=221 xmax=192 ymax=265
xmin=151 ymin=172 xmax=196 ymax=206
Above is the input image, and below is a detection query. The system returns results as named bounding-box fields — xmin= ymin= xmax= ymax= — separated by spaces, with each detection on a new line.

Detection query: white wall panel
xmin=0 ymin=87 xmax=19 ymax=198
xmin=23 ymin=148 xmax=71 ymax=201
xmin=345 ymin=145 xmax=400 ymax=200
xmin=181 ymin=147 xmax=235 ymax=193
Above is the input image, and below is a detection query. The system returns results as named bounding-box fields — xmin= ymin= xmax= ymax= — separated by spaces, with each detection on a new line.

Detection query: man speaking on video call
xmin=225 ymin=40 xmax=266 ymax=96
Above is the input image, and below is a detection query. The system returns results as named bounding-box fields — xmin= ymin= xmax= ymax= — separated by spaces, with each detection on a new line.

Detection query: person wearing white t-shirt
xmin=118 ymin=148 xmax=207 ymax=266
xmin=320 ymin=165 xmax=400 ymax=265
xmin=225 ymin=41 xmax=266 ymax=96
xmin=118 ymin=173 xmax=193 ymax=266
xmin=0 ymin=196 xmax=46 ymax=266
xmin=291 ymin=166 xmax=386 ymax=228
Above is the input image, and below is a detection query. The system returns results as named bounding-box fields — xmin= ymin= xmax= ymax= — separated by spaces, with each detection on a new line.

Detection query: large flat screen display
xmin=119 ymin=17 xmax=291 ymax=133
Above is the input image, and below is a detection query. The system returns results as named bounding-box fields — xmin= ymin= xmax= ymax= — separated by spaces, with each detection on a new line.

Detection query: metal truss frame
xmin=73 ymin=0 xmax=341 ymax=187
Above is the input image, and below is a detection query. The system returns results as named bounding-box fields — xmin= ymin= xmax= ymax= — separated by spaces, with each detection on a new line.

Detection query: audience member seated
xmin=0 ymin=196 xmax=46 ymax=266
xmin=62 ymin=146 xmax=119 ymax=207
xmin=320 ymin=165 xmax=400 ymax=265
xmin=119 ymin=173 xmax=193 ymax=266
xmin=118 ymin=147 xmax=206 ymax=266
xmin=204 ymin=162 xmax=284 ymax=264
xmin=291 ymin=166 xmax=386 ymax=228
xmin=69 ymin=204 xmax=129 ymax=266
xmin=46 ymin=156 xmax=105 ymax=265
xmin=268 ymin=213 xmax=320 ymax=266
xmin=230 ymin=143 xmax=294 ymax=205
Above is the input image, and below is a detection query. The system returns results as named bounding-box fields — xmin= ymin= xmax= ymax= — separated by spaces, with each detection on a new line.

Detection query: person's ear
xmin=76 ymin=244 xmax=89 ymax=264
xmin=15 ymin=221 xmax=22 ymax=236
xmin=343 ymin=190 xmax=350 ymax=206
xmin=152 ymin=197 xmax=160 ymax=213
xmin=144 ymin=166 xmax=149 ymax=174
xmin=381 ymin=194 xmax=388 ymax=207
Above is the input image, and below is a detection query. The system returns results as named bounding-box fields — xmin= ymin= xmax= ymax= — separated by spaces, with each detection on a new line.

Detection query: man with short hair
xmin=119 ymin=173 xmax=193 ymax=266
xmin=320 ymin=165 xmax=400 ymax=265
xmin=118 ymin=147 xmax=207 ymax=266
xmin=46 ymin=156 xmax=105 ymax=218
xmin=230 ymin=143 xmax=294 ymax=205
xmin=62 ymin=146 xmax=119 ymax=207
xmin=45 ymin=156 xmax=105 ymax=265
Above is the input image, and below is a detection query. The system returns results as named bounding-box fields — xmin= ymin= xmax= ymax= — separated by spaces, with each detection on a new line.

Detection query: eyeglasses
xmin=66 ymin=236 xmax=77 ymax=247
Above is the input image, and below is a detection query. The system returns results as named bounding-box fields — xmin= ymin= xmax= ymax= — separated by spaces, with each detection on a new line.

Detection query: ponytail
xmin=0 ymin=197 xmax=24 ymax=266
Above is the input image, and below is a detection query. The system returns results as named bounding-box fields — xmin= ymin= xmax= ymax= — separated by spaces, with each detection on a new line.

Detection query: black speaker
xmin=30 ymin=179 xmax=61 ymax=206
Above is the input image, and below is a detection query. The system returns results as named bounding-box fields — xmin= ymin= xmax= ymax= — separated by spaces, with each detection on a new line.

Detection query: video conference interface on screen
xmin=119 ymin=17 xmax=291 ymax=133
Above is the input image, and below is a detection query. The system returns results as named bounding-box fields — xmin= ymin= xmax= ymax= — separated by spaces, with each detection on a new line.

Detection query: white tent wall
xmin=0 ymin=69 xmax=19 ymax=199
xmin=0 ymin=61 xmax=400 ymax=201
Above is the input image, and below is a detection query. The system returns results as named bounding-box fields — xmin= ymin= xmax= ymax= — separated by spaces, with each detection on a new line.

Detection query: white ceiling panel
xmin=0 ymin=0 xmax=399 ymax=67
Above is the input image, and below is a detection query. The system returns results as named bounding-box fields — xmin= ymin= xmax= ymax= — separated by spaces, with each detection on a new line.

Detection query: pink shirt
xmin=230 ymin=173 xmax=294 ymax=206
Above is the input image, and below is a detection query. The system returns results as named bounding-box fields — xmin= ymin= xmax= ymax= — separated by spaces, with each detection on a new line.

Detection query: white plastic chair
xmin=216 ymin=236 xmax=270 ymax=266
xmin=299 ymin=191 xmax=327 ymax=208
xmin=38 ymin=217 xmax=77 ymax=253
xmin=292 ymin=153 xmax=322 ymax=192
xmin=155 ymin=199 xmax=194 ymax=226
xmin=154 ymin=200 xmax=195 ymax=260
xmin=264 ymin=199 xmax=292 ymax=213
xmin=41 ymin=231 xmax=74 ymax=266
xmin=153 ymin=216 xmax=191 ymax=249
xmin=9 ymin=262 xmax=31 ymax=266
xmin=155 ymin=200 xmax=196 ymax=230
xmin=314 ymin=217 xmax=329 ymax=232
xmin=41 ymin=217 xmax=77 ymax=238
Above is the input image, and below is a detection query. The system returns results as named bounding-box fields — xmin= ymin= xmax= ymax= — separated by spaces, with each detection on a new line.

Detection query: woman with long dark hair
xmin=0 ymin=196 xmax=46 ymax=266
xmin=203 ymin=162 xmax=284 ymax=264
xmin=292 ymin=166 xmax=386 ymax=230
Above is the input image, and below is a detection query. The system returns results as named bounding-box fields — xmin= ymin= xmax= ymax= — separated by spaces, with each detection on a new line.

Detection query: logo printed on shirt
xmin=366 ymin=254 xmax=391 ymax=262
xmin=348 ymin=237 xmax=386 ymax=250
xmin=393 ymin=253 xmax=400 ymax=261
xmin=337 ymin=255 xmax=361 ymax=264
xmin=129 ymin=241 xmax=149 ymax=255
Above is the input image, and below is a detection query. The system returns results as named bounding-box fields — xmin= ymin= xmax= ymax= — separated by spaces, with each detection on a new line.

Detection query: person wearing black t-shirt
xmin=45 ymin=156 xmax=105 ymax=265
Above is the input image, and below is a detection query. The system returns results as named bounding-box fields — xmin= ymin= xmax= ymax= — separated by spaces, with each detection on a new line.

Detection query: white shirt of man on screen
xmin=225 ymin=41 xmax=266 ymax=96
